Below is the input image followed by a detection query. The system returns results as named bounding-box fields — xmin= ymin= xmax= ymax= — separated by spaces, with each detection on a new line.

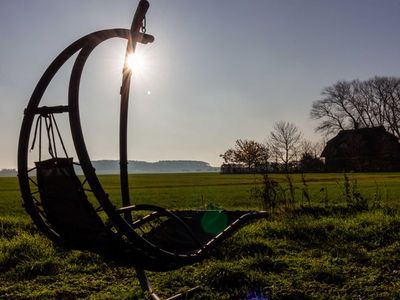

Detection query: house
xmin=321 ymin=126 xmax=400 ymax=172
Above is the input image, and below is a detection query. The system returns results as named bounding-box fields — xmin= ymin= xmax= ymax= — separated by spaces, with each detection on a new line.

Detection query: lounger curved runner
xmin=17 ymin=1 xmax=268 ymax=299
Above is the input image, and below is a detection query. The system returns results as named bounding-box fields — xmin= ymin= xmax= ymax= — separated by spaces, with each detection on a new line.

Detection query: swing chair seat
xmin=35 ymin=157 xmax=267 ymax=271
xmin=129 ymin=209 xmax=265 ymax=253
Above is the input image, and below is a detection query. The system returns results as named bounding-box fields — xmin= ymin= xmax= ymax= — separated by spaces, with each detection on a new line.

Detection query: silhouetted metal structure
xmin=17 ymin=1 xmax=267 ymax=298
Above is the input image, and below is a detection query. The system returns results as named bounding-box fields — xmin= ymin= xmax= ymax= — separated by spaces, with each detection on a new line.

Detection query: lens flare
xmin=127 ymin=52 xmax=146 ymax=71
xmin=201 ymin=210 xmax=228 ymax=235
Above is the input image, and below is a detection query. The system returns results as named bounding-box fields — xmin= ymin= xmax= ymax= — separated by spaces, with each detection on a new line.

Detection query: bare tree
xmin=311 ymin=76 xmax=400 ymax=138
xmin=310 ymin=80 xmax=358 ymax=134
xmin=220 ymin=139 xmax=269 ymax=170
xmin=298 ymin=139 xmax=325 ymax=172
xmin=268 ymin=121 xmax=302 ymax=172
xmin=300 ymin=139 xmax=324 ymax=158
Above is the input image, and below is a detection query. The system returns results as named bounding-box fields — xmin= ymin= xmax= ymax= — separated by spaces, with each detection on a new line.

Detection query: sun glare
xmin=127 ymin=52 xmax=146 ymax=71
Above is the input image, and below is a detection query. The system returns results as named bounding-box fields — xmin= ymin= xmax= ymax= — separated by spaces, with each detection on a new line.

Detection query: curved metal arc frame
xmin=18 ymin=28 xmax=129 ymax=243
xmin=120 ymin=0 xmax=150 ymax=223
xmin=18 ymin=25 xmax=269 ymax=267
xmin=67 ymin=33 xmax=204 ymax=263
xmin=68 ymin=34 xmax=146 ymax=245
xmin=17 ymin=27 xmax=203 ymax=268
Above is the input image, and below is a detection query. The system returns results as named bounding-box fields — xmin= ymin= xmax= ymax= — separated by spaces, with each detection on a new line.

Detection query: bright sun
xmin=127 ymin=52 xmax=146 ymax=71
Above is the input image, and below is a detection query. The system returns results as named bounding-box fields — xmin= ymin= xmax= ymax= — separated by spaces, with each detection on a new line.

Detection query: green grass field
xmin=1 ymin=173 xmax=400 ymax=299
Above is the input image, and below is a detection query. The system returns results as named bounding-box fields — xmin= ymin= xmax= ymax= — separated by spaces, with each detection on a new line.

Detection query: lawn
xmin=0 ymin=172 xmax=399 ymax=299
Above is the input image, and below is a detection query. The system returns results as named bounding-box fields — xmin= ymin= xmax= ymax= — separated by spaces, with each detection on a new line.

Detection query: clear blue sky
xmin=1 ymin=0 xmax=400 ymax=168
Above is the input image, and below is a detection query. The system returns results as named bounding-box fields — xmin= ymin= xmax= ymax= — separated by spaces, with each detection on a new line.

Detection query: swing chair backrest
xmin=36 ymin=157 xmax=118 ymax=251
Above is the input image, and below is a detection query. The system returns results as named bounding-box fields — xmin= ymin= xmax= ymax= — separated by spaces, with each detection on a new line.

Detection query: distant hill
xmin=91 ymin=160 xmax=219 ymax=174
xmin=0 ymin=160 xmax=218 ymax=176
xmin=0 ymin=169 xmax=17 ymax=177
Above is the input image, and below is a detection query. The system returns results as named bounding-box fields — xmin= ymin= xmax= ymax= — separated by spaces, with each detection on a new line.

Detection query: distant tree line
xmin=0 ymin=169 xmax=17 ymax=176
xmin=220 ymin=121 xmax=324 ymax=174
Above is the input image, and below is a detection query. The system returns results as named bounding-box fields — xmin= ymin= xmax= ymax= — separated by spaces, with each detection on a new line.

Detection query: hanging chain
xmin=141 ymin=16 xmax=146 ymax=33
xmin=30 ymin=113 xmax=69 ymax=160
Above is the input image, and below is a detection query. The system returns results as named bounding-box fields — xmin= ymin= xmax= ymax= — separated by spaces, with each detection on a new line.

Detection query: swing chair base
xmin=137 ymin=268 xmax=199 ymax=300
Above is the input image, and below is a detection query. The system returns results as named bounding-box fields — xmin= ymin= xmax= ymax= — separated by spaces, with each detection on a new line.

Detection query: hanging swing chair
xmin=17 ymin=1 xmax=268 ymax=298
